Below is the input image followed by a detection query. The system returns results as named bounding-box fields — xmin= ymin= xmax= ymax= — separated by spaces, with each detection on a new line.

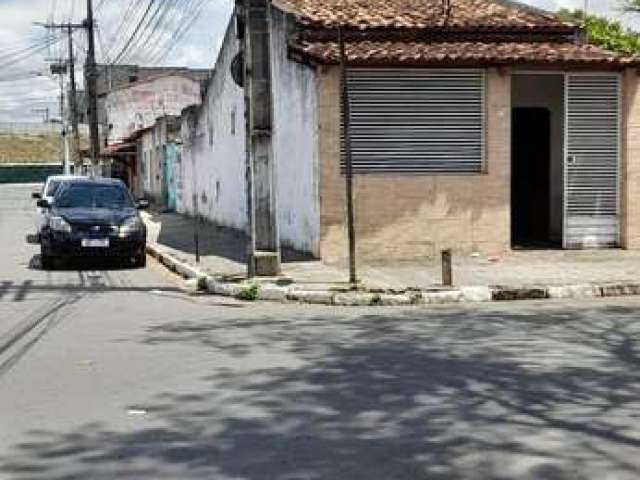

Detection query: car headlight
xmin=119 ymin=216 xmax=142 ymax=236
xmin=49 ymin=216 xmax=72 ymax=233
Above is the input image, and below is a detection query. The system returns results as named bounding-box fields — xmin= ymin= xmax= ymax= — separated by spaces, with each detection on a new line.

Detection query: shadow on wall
xmin=150 ymin=210 xmax=316 ymax=263
xmin=3 ymin=303 xmax=640 ymax=479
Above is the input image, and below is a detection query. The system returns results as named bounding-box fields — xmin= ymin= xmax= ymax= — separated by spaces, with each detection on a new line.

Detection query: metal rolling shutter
xmin=564 ymin=74 xmax=620 ymax=249
xmin=342 ymin=69 xmax=485 ymax=174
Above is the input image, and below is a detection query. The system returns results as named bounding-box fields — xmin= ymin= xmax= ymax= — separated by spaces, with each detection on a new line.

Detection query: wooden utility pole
xmin=67 ymin=25 xmax=81 ymax=169
xmin=338 ymin=26 xmax=357 ymax=286
xmin=85 ymin=0 xmax=101 ymax=176
xmin=242 ymin=0 xmax=280 ymax=277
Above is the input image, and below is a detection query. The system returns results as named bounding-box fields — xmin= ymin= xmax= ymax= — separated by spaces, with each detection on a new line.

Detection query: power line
xmin=122 ymin=0 xmax=173 ymax=63
xmin=150 ymin=0 xmax=209 ymax=65
xmin=111 ymin=0 xmax=157 ymax=64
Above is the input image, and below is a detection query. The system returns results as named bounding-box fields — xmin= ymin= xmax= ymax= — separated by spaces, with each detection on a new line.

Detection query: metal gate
xmin=343 ymin=69 xmax=485 ymax=173
xmin=564 ymin=74 xmax=621 ymax=248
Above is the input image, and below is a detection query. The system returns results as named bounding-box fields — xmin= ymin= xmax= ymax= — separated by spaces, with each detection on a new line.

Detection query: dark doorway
xmin=512 ymin=107 xmax=553 ymax=248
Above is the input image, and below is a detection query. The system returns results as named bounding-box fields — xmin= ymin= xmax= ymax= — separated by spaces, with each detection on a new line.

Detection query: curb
xmin=146 ymin=243 xmax=640 ymax=306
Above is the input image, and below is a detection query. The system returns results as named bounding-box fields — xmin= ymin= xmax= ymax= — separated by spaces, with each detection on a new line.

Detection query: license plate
xmin=81 ymin=238 xmax=109 ymax=248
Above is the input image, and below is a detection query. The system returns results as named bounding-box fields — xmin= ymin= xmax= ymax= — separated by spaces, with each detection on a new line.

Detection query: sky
xmin=0 ymin=0 xmax=635 ymax=123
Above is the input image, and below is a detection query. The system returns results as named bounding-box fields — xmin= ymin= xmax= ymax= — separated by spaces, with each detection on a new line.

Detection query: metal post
xmin=63 ymin=128 xmax=71 ymax=174
xmin=339 ymin=26 xmax=357 ymax=286
xmin=194 ymin=215 xmax=200 ymax=264
xmin=442 ymin=249 xmax=453 ymax=287
xmin=85 ymin=0 xmax=101 ymax=176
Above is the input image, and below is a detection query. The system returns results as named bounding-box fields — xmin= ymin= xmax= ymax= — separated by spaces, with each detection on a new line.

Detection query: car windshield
xmin=45 ymin=180 xmax=61 ymax=197
xmin=55 ymin=184 xmax=134 ymax=210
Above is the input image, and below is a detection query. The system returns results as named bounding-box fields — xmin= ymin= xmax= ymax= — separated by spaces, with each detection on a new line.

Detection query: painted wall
xmin=174 ymin=8 xmax=320 ymax=254
xmin=512 ymin=74 xmax=565 ymax=244
xmin=622 ymin=69 xmax=640 ymax=249
xmin=139 ymin=129 xmax=155 ymax=200
xmin=179 ymin=22 xmax=247 ymax=231
xmin=270 ymin=9 xmax=320 ymax=255
xmin=318 ymin=67 xmax=512 ymax=263
xmin=105 ymin=75 xmax=201 ymax=145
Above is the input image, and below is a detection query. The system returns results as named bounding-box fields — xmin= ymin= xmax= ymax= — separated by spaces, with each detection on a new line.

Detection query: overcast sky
xmin=0 ymin=0 xmax=635 ymax=123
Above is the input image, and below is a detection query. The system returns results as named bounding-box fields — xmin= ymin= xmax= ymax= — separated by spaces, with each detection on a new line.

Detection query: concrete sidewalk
xmin=143 ymin=210 xmax=640 ymax=305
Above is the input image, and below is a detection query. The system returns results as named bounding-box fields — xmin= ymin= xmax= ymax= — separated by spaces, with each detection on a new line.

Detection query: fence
xmin=0 ymin=163 xmax=63 ymax=184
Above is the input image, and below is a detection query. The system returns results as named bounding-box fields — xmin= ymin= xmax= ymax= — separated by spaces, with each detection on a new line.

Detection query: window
xmin=129 ymin=75 xmax=138 ymax=83
xmin=342 ymin=69 xmax=485 ymax=174
xmin=45 ymin=180 xmax=62 ymax=197
xmin=56 ymin=184 xmax=134 ymax=210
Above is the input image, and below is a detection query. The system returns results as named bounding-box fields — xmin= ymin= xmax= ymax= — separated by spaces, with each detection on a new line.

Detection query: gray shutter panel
xmin=564 ymin=74 xmax=620 ymax=248
xmin=342 ymin=69 xmax=485 ymax=174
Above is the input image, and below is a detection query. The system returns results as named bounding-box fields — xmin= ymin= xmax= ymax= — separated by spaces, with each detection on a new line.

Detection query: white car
xmin=32 ymin=175 xmax=86 ymax=232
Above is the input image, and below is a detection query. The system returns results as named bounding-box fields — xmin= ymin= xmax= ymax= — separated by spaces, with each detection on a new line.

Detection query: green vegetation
xmin=558 ymin=8 xmax=640 ymax=56
xmin=623 ymin=0 xmax=640 ymax=13
xmin=237 ymin=283 xmax=260 ymax=301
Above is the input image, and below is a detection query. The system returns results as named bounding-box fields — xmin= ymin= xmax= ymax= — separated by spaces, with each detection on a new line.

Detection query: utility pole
xmin=85 ymin=0 xmax=101 ymax=176
xmin=36 ymin=21 xmax=85 ymax=170
xmin=50 ymin=61 xmax=67 ymax=166
xmin=241 ymin=0 xmax=280 ymax=277
xmin=338 ymin=26 xmax=357 ymax=286
xmin=67 ymin=25 xmax=81 ymax=169
xmin=59 ymin=71 xmax=65 ymax=166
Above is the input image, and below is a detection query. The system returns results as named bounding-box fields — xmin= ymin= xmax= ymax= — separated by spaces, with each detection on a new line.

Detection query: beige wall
xmin=622 ymin=69 xmax=640 ymax=249
xmin=317 ymin=67 xmax=512 ymax=264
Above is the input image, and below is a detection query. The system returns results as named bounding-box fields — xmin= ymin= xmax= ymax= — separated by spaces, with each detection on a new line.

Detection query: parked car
xmin=37 ymin=177 xmax=148 ymax=269
xmin=32 ymin=175 xmax=86 ymax=233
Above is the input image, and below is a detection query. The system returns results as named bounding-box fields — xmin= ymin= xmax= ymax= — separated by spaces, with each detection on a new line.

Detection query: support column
xmin=243 ymin=0 xmax=280 ymax=276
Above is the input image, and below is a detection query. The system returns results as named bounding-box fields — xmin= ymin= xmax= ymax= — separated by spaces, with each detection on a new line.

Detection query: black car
xmin=37 ymin=177 xmax=148 ymax=269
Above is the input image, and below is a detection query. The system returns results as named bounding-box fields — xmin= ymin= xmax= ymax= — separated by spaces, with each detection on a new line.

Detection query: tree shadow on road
xmin=3 ymin=303 xmax=640 ymax=479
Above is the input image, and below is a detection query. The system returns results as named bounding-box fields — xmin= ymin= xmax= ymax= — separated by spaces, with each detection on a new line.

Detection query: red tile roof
xmin=292 ymin=40 xmax=640 ymax=67
xmin=275 ymin=0 xmax=572 ymax=30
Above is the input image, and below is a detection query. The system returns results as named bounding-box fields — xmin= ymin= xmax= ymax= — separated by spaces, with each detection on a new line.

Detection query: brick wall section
xmin=622 ymin=69 xmax=640 ymax=249
xmin=317 ymin=67 xmax=511 ymax=264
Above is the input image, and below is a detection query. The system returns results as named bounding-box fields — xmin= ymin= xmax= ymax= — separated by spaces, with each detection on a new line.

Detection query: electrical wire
xmin=111 ymin=0 xmax=157 ymax=64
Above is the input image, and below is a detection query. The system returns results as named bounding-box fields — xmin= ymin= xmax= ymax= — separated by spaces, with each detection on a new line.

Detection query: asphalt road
xmin=1 ymin=183 xmax=640 ymax=480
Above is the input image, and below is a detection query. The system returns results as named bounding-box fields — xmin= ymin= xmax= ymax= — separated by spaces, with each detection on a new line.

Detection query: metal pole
xmin=339 ymin=26 xmax=357 ymax=286
xmin=68 ymin=25 xmax=81 ymax=169
xmin=85 ymin=0 xmax=101 ymax=176
xmin=63 ymin=128 xmax=71 ymax=174
xmin=441 ymin=249 xmax=453 ymax=287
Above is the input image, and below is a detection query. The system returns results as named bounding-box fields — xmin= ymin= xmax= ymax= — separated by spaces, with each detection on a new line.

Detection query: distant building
xmin=103 ymin=74 xmax=202 ymax=145
xmin=95 ymin=64 xmax=210 ymax=97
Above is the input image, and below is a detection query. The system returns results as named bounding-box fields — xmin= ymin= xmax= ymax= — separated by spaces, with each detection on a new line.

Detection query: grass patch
xmin=237 ymin=283 xmax=260 ymax=301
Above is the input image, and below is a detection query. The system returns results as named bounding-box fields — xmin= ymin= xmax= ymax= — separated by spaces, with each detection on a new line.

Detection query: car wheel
xmin=133 ymin=252 xmax=146 ymax=269
xmin=40 ymin=251 xmax=54 ymax=270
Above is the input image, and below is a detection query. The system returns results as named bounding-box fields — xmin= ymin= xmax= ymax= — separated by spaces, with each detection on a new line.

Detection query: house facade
xmin=102 ymin=74 xmax=203 ymax=205
xmin=181 ymin=0 xmax=640 ymax=264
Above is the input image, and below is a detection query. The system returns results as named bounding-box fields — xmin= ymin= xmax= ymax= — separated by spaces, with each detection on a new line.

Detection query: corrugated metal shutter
xmin=564 ymin=74 xmax=620 ymax=249
xmin=342 ymin=69 xmax=485 ymax=174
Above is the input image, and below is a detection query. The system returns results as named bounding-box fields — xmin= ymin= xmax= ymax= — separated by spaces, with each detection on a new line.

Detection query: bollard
xmin=442 ymin=249 xmax=453 ymax=287
xmin=194 ymin=216 xmax=200 ymax=264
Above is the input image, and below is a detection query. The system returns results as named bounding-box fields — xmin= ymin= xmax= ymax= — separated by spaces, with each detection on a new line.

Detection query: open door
xmin=564 ymin=74 xmax=621 ymax=248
